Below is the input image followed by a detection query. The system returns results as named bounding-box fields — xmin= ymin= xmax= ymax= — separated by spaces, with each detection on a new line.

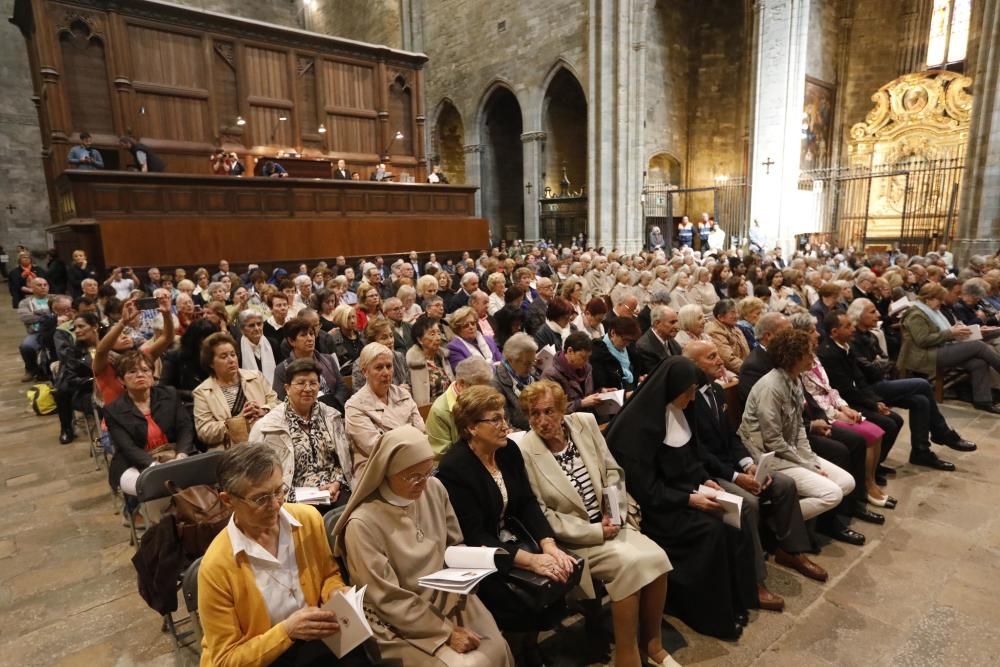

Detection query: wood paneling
xmin=128 ymin=25 xmax=206 ymax=89
xmin=14 ymin=0 xmax=431 ymax=229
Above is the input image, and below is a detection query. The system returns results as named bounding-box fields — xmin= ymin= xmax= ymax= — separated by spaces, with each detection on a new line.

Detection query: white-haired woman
xmin=344 ymin=342 xmax=425 ymax=478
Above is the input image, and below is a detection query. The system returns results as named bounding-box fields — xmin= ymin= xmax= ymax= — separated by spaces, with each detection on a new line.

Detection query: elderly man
xmin=381 ymin=297 xmax=413 ymax=353
xmin=446 ymin=271 xmax=480 ymax=314
xmin=603 ymin=294 xmax=638 ymax=332
xmin=425 ymin=357 xmax=494 ymax=458
xmin=18 ymin=277 xmax=51 ymax=381
xmin=635 ymin=305 xmax=681 ymax=375
xmin=144 ymin=267 xmax=161 ymax=296
xmin=525 ymin=276 xmax=553 ymax=336
xmin=686 ymin=340 xmax=827 ymax=600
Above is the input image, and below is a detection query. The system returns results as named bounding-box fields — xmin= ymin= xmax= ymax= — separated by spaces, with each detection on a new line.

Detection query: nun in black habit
xmin=606 ymin=357 xmax=759 ymax=640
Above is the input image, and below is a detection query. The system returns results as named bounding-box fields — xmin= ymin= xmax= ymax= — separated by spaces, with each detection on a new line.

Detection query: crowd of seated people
xmin=16 ymin=239 xmax=1000 ymax=666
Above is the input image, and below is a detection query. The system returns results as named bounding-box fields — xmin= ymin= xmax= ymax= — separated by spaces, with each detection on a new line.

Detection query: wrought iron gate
xmin=642 ymin=179 xmax=750 ymax=250
xmin=799 ymin=157 xmax=964 ymax=254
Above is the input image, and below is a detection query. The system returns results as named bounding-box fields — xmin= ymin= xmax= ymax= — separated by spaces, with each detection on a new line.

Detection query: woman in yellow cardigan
xmin=198 ymin=446 xmax=367 ymax=667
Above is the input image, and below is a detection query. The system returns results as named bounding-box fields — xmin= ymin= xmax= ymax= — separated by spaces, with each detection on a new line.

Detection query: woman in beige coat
xmin=516 ymin=381 xmax=678 ymax=667
xmin=333 ymin=425 xmax=514 ymax=667
xmin=193 ymin=332 xmax=278 ymax=447
xmin=704 ymin=299 xmax=751 ymax=374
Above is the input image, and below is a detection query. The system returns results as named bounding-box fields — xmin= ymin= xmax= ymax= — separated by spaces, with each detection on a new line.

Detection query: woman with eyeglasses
xmin=104 ymin=350 xmax=195 ymax=495
xmin=249 ymin=358 xmax=353 ymax=512
xmin=331 ymin=425 xmax=514 ymax=666
xmin=437 ymin=386 xmax=576 ymax=666
xmin=198 ymin=446 xmax=367 ymax=667
xmin=445 ymin=306 xmax=502 ymax=373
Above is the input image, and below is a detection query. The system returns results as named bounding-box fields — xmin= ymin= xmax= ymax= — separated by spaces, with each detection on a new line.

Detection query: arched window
xmin=926 ymin=0 xmax=970 ymax=69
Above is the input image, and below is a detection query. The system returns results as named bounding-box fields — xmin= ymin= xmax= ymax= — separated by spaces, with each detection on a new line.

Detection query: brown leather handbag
xmin=166 ymin=481 xmax=232 ymax=558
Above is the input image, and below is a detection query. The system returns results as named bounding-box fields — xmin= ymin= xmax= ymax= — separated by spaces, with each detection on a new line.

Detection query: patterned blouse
xmin=285 ymin=400 xmax=346 ymax=501
xmin=552 ymin=431 xmax=601 ymax=523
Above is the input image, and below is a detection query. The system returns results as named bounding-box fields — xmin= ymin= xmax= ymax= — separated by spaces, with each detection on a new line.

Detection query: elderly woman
xmin=426 ymin=357 xmax=495 ymax=458
xmin=532 ymin=296 xmax=576 ymax=352
xmin=105 ymin=351 xmax=196 ymax=494
xmin=541 ymin=332 xmax=607 ymax=415
xmin=492 ymin=333 xmax=540 ymax=431
xmin=705 ymin=299 xmax=751 ymax=373
xmin=332 ymin=426 xmax=513 ymax=666
xmin=899 ymin=282 xmax=1000 ymax=413
xmin=607 ymin=357 xmax=758 ymax=641
xmin=353 ymin=318 xmax=410 ymax=391
xmin=486 ymin=272 xmax=508 ymax=316
xmin=571 ymin=297 xmax=608 ymax=340
xmin=249 ymin=358 xmax=353 ymax=510
xmin=237 ymin=309 xmax=277 ymax=387
xmin=193 ymin=332 xmax=278 ymax=447
xmin=609 ymin=269 xmax=634 ymax=308
xmin=667 ymin=269 xmax=693 ymax=310
xmin=559 ymin=276 xmax=586 ymax=317
xmin=416 ymin=274 xmax=440 ymax=308
xmin=517 ymin=381 xmax=677 ymax=667
xmin=446 ymin=305 xmax=502 ymax=371
xmin=673 ymin=303 xmax=711 ymax=350
xmin=272 ymin=317 xmax=348 ymax=411
xmin=738 ymin=329 xmax=856 ymax=524
xmin=226 ymin=285 xmax=251 ymax=325
xmin=345 ymin=342 xmax=425 ymax=478
xmin=437 ymin=386 xmax=577 ymax=665
xmin=397 ymin=284 xmax=422 ymax=324
xmin=689 ymin=266 xmax=719 ymax=314
xmin=198 ymin=446 xmax=363 ymax=667
xmin=406 ymin=315 xmax=454 ymax=405
xmin=736 ymin=296 xmax=765 ymax=350
xmin=589 ymin=317 xmax=642 ymax=392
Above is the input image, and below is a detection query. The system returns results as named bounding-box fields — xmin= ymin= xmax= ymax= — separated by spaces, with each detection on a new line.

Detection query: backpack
xmin=27 ymin=383 xmax=57 ymax=416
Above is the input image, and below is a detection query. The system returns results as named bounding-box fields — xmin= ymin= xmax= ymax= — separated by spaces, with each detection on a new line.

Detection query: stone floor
xmin=0 ymin=304 xmax=998 ymax=667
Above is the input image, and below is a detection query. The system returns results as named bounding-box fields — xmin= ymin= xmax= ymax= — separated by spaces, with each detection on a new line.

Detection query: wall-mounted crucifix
xmin=6 ymin=204 xmax=16 ymax=214
xmin=761 ymin=157 xmax=775 ymax=175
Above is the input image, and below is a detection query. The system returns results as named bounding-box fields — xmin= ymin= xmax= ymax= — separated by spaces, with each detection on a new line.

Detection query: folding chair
xmin=131 ymin=451 xmax=226 ymax=648
xmin=128 ymin=451 xmax=226 ymax=547
xmin=181 ymin=557 xmax=203 ymax=655
xmin=323 ymin=505 xmax=350 ymax=584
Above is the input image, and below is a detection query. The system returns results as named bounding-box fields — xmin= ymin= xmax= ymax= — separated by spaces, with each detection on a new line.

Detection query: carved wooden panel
xmin=324 ymin=60 xmax=375 ymax=110
xmin=135 ymin=93 xmax=209 ymax=142
xmin=327 ymin=115 xmax=378 ymax=155
xmin=213 ymin=41 xmax=239 ymax=129
xmin=245 ymin=46 xmax=290 ymax=100
xmin=59 ymin=20 xmax=114 ymax=134
xmin=128 ymin=25 xmax=206 ymax=89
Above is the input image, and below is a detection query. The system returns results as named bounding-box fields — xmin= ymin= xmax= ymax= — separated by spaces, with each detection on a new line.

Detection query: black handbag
xmin=499 ymin=516 xmax=584 ymax=612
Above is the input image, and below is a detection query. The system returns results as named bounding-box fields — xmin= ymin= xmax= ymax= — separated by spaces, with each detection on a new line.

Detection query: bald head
xmin=684 ymin=340 xmax=725 ymax=381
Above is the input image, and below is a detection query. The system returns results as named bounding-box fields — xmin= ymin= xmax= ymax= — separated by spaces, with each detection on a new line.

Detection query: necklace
xmin=261 ymin=567 xmax=298 ymax=599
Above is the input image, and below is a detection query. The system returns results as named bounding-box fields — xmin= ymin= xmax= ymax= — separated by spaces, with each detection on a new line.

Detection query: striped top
xmin=552 ymin=436 xmax=601 ymax=523
xmin=220 ymin=382 xmax=241 ymax=412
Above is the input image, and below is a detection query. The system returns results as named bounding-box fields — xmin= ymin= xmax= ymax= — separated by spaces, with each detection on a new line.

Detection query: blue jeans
xmin=19 ymin=332 xmax=42 ymax=374
xmin=872 ymin=378 xmax=955 ymax=451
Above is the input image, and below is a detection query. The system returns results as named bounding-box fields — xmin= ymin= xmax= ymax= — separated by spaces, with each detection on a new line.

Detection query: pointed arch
xmin=479 ymin=84 xmax=524 ymax=240
xmin=431 ymin=98 xmax=465 ymax=184
xmin=541 ymin=66 xmax=587 ymax=197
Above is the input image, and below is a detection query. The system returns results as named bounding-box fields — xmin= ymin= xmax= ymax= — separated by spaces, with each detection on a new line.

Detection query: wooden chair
xmin=721 ymin=380 xmax=745 ymax=431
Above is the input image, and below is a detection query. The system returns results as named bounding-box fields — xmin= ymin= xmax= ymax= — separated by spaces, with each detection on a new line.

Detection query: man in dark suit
xmin=635 ymin=305 xmax=681 ymax=376
xmin=637 ymin=290 xmax=671 ymax=333
xmin=524 ymin=276 xmax=553 ymax=336
xmin=809 ymin=283 xmax=844 ymax=334
xmin=381 ymin=298 xmax=413 ymax=353
xmin=686 ymin=340 xmax=826 ymax=588
xmin=738 ymin=312 xmax=871 ymax=544
xmin=446 ymin=271 xmax=480 ymax=314
xmin=333 ymin=159 xmax=350 ymax=180
xmin=821 ymin=311 xmax=974 ymax=471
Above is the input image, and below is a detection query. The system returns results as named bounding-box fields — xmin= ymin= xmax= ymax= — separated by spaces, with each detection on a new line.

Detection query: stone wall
xmin=644 ymin=0 xmax=691 ymax=187
xmin=307 ymin=0 xmax=403 ymax=49
xmin=0 ymin=0 xmax=302 ymax=257
xmin=806 ymin=0 xmax=839 ymax=83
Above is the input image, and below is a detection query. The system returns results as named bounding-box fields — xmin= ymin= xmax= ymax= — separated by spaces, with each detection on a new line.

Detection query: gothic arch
xmin=479 ymin=84 xmax=524 ymax=240
xmin=541 ymin=67 xmax=588 ymax=196
xmin=431 ymin=98 xmax=465 ymax=184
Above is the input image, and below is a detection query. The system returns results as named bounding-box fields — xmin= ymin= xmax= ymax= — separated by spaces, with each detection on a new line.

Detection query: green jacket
xmin=897 ymin=305 xmax=955 ymax=375
xmin=426 ymin=384 xmax=459 ymax=459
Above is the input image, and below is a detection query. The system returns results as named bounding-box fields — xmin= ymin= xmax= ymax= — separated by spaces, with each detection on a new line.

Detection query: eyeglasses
xmin=400 ymin=471 xmax=434 ymax=485
xmin=478 ymin=415 xmax=509 ymax=428
xmin=233 ymin=483 xmax=289 ymax=509
xmin=289 ymin=379 xmax=320 ymax=389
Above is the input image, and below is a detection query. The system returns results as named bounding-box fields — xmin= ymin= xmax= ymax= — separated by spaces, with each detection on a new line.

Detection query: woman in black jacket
xmin=106 ymin=350 xmax=196 ymax=494
xmin=54 ymin=312 xmax=100 ymax=444
xmin=589 ymin=316 xmax=642 ymax=392
xmin=158 ymin=318 xmax=217 ymax=402
xmin=437 ymin=386 xmax=576 ymax=666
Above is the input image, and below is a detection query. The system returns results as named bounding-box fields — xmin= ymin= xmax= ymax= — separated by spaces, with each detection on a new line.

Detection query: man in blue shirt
xmin=67 ymin=132 xmax=104 ymax=169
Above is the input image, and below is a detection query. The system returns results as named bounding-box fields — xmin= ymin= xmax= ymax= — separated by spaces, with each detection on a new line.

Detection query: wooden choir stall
xmin=12 ymin=0 xmax=488 ymax=269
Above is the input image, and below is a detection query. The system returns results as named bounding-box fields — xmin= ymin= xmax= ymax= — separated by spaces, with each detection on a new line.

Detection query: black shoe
xmin=877 ymin=464 xmax=896 ymax=476
xmin=973 ymin=403 xmax=1000 ymax=414
xmin=910 ymin=450 xmax=956 ymax=471
xmin=59 ymin=430 xmax=75 ymax=445
xmin=823 ymin=526 xmax=866 ymax=546
xmin=942 ymin=438 xmax=977 ymax=452
xmin=852 ymin=506 xmax=886 ymax=525
xmin=736 ymin=611 xmax=749 ymax=627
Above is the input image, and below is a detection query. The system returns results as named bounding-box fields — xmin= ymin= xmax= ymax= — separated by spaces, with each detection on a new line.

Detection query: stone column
xmin=955 ymin=0 xmax=1000 ymax=264
xmin=521 ymin=131 xmax=546 ymax=242
xmin=463 ymin=143 xmax=484 ymax=217
xmin=748 ymin=0 xmax=811 ymax=254
xmin=588 ymin=0 xmax=648 ymax=252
